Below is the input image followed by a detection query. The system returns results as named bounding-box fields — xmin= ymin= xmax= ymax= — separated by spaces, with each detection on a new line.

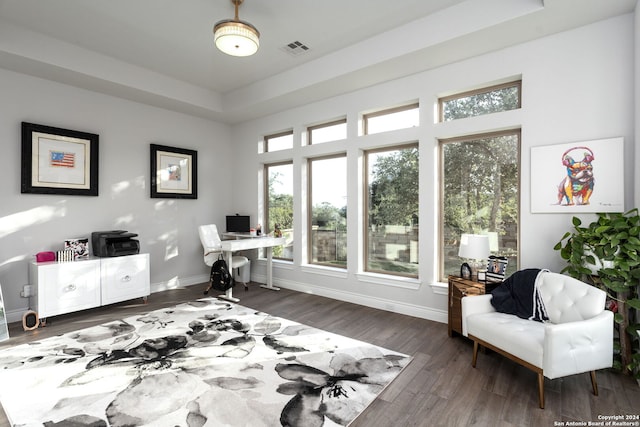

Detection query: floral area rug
xmin=0 ymin=298 xmax=411 ymax=426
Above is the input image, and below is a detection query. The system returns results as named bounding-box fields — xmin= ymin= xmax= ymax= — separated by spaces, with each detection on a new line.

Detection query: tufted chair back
xmin=537 ymin=271 xmax=606 ymax=324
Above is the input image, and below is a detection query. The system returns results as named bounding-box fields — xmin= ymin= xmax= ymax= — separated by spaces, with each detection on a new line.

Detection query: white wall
xmin=636 ymin=1 xmax=640 ymax=208
xmin=230 ymin=14 xmax=636 ymax=322
xmin=0 ymin=69 xmax=232 ymax=321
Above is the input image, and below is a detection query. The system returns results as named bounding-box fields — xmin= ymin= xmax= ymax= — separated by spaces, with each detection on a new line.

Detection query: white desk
xmin=218 ymin=234 xmax=286 ymax=302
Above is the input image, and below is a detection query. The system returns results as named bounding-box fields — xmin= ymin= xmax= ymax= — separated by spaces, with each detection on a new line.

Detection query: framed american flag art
xmin=21 ymin=122 xmax=99 ymax=196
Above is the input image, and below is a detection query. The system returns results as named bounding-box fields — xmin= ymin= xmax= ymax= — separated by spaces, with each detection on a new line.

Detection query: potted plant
xmin=554 ymin=209 xmax=640 ymax=379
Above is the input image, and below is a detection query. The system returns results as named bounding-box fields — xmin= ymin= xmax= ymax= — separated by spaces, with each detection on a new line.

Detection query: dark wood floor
xmin=1 ymin=283 xmax=638 ymax=426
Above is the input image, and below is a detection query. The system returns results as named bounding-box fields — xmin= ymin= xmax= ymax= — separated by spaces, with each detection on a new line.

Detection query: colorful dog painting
xmin=557 ymin=146 xmax=595 ymax=206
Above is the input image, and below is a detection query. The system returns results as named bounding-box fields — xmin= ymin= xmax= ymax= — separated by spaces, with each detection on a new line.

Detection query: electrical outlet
xmin=20 ymin=285 xmax=33 ymax=298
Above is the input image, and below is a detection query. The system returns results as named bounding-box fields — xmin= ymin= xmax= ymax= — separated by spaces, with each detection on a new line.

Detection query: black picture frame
xmin=460 ymin=262 xmax=471 ymax=280
xmin=21 ymin=122 xmax=99 ymax=196
xmin=150 ymin=144 xmax=197 ymax=199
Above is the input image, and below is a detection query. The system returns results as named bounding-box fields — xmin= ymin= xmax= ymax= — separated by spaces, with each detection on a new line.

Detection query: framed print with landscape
xmin=21 ymin=122 xmax=99 ymax=196
xmin=150 ymin=144 xmax=198 ymax=199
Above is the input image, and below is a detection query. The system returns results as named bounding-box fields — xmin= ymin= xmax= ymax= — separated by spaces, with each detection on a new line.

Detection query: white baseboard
xmin=150 ymin=274 xmax=209 ymax=293
xmin=251 ymin=274 xmax=447 ymax=324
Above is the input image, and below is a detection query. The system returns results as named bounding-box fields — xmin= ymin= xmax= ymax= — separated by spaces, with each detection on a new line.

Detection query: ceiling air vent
xmin=281 ymin=40 xmax=310 ymax=57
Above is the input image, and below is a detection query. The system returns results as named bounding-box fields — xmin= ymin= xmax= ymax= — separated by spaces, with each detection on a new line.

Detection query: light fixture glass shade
xmin=214 ymin=20 xmax=260 ymax=57
xmin=458 ymin=234 xmax=490 ymax=260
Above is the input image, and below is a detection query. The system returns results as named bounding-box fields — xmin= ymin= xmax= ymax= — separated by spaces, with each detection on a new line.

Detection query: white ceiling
xmin=0 ymin=0 xmax=636 ymax=124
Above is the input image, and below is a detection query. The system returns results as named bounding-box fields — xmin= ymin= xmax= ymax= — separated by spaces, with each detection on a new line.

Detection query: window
xmin=264 ymin=130 xmax=293 ymax=152
xmin=439 ymin=130 xmax=520 ymax=281
xmin=439 ymin=81 xmax=521 ymax=122
xmin=265 ymin=162 xmax=294 ymax=260
xmin=363 ymin=103 xmax=419 ymax=135
xmin=308 ymin=155 xmax=347 ymax=267
xmin=365 ymin=144 xmax=419 ymax=277
xmin=308 ymin=119 xmax=347 ymax=144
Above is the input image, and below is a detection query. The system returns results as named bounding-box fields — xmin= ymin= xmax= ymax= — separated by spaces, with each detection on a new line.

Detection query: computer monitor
xmin=226 ymin=215 xmax=250 ymax=233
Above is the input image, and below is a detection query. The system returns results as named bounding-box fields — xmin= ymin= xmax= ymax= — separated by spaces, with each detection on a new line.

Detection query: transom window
xmin=439 ymin=130 xmax=520 ymax=281
xmin=439 ymin=80 xmax=521 ymax=122
xmin=308 ymin=118 xmax=347 ymax=145
xmin=264 ymin=130 xmax=293 ymax=152
xmin=363 ymin=103 xmax=419 ymax=135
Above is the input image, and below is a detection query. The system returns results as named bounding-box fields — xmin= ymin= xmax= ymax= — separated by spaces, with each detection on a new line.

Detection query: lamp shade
xmin=214 ymin=20 xmax=260 ymax=57
xmin=458 ymin=234 xmax=490 ymax=260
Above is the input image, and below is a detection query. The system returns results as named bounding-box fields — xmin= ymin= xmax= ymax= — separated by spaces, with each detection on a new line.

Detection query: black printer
xmin=91 ymin=230 xmax=140 ymax=257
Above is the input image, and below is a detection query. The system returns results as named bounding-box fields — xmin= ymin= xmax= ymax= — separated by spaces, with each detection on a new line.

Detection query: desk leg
xmin=260 ymin=246 xmax=280 ymax=291
xmin=218 ymin=249 xmax=240 ymax=303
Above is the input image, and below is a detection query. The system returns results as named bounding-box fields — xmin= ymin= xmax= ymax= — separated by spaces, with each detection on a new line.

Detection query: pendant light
xmin=213 ymin=0 xmax=260 ymax=57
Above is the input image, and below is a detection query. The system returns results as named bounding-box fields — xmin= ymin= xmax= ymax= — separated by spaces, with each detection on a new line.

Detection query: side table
xmin=448 ymin=275 xmax=486 ymax=337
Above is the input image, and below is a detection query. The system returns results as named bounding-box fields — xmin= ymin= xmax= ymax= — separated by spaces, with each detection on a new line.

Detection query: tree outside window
xmin=365 ymin=144 xmax=419 ymax=277
xmin=440 ymin=130 xmax=520 ymax=281
xmin=265 ymin=162 xmax=293 ymax=260
xmin=309 ymin=155 xmax=347 ymax=267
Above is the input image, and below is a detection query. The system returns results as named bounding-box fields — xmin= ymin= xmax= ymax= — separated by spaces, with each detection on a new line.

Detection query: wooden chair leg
xmin=537 ymin=373 xmax=545 ymax=409
xmin=590 ymin=371 xmax=599 ymax=396
xmin=472 ymin=341 xmax=479 ymax=368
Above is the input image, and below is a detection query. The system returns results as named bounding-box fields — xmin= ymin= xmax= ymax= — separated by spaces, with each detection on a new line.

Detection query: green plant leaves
xmin=554 ymin=208 xmax=640 ymax=376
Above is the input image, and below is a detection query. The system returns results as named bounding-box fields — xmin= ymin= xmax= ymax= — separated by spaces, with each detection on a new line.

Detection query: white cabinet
xmin=30 ymin=259 xmax=101 ymax=319
xmin=29 ymin=254 xmax=150 ymax=320
xmin=101 ymin=254 xmax=149 ymax=305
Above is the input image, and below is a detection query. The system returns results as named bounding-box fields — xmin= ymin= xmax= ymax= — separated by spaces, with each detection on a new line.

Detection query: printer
xmin=91 ymin=230 xmax=140 ymax=257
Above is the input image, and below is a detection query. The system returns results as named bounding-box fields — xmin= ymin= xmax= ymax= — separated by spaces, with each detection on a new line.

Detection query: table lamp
xmin=458 ymin=234 xmax=490 ymax=280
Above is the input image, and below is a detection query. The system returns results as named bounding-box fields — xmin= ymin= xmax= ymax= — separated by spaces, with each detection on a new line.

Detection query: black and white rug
xmin=0 ymin=298 xmax=411 ymax=426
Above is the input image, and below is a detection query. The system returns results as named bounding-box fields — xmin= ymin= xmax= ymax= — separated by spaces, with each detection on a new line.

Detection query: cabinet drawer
xmin=100 ymin=254 xmax=150 ymax=305
xmin=34 ymin=261 xmax=101 ymax=318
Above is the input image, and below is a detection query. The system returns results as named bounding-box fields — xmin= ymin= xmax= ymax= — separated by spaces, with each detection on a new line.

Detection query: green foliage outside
xmin=267 ymin=171 xmax=293 ymax=258
xmin=442 ymin=133 xmax=520 ymax=278
xmin=367 ymin=147 xmax=419 ymax=275
xmin=442 ymin=85 xmax=520 ymax=121
xmin=267 ymin=85 xmax=520 ymax=276
xmin=368 ymin=147 xmax=419 ymax=227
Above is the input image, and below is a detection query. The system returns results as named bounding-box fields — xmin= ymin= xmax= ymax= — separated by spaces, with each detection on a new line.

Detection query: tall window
xmin=308 ymin=155 xmax=347 ymax=267
xmin=439 ymin=80 xmax=521 ymax=122
xmin=440 ymin=130 xmax=520 ymax=281
xmin=363 ymin=103 xmax=419 ymax=135
xmin=365 ymin=144 xmax=419 ymax=277
xmin=265 ymin=162 xmax=294 ymax=260
xmin=308 ymin=119 xmax=347 ymax=145
xmin=264 ymin=130 xmax=293 ymax=152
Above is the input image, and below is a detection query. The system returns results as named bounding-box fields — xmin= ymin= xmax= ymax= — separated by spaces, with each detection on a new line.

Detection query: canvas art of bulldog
xmin=557 ymin=146 xmax=595 ymax=206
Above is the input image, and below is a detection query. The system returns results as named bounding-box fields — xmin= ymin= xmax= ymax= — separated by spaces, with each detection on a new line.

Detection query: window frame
xmin=307 ymin=118 xmax=347 ymax=145
xmin=438 ymin=129 xmax=521 ymax=283
xmin=307 ymin=153 xmax=348 ymax=269
xmin=363 ymin=142 xmax=420 ymax=278
xmin=362 ymin=102 xmax=419 ymax=135
xmin=264 ymin=160 xmax=294 ymax=261
xmin=264 ymin=130 xmax=294 ymax=153
xmin=438 ymin=80 xmax=522 ymax=123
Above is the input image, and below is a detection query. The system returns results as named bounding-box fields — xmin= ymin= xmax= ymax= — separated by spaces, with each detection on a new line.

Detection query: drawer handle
xmin=121 ymin=275 xmax=131 ymax=282
xmin=65 ymin=284 xmax=77 ymax=292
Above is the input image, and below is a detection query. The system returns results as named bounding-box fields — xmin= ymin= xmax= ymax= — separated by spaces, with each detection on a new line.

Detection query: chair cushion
xmin=467 ymin=312 xmax=544 ymax=368
xmin=231 ymin=256 xmax=249 ymax=269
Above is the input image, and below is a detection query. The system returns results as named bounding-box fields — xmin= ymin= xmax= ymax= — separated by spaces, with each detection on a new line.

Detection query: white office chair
xmin=198 ymin=224 xmax=250 ymax=294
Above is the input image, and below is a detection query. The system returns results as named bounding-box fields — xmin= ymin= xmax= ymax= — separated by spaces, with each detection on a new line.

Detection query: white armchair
xmin=198 ymin=224 xmax=249 ymax=293
xmin=461 ymin=270 xmax=613 ymax=409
